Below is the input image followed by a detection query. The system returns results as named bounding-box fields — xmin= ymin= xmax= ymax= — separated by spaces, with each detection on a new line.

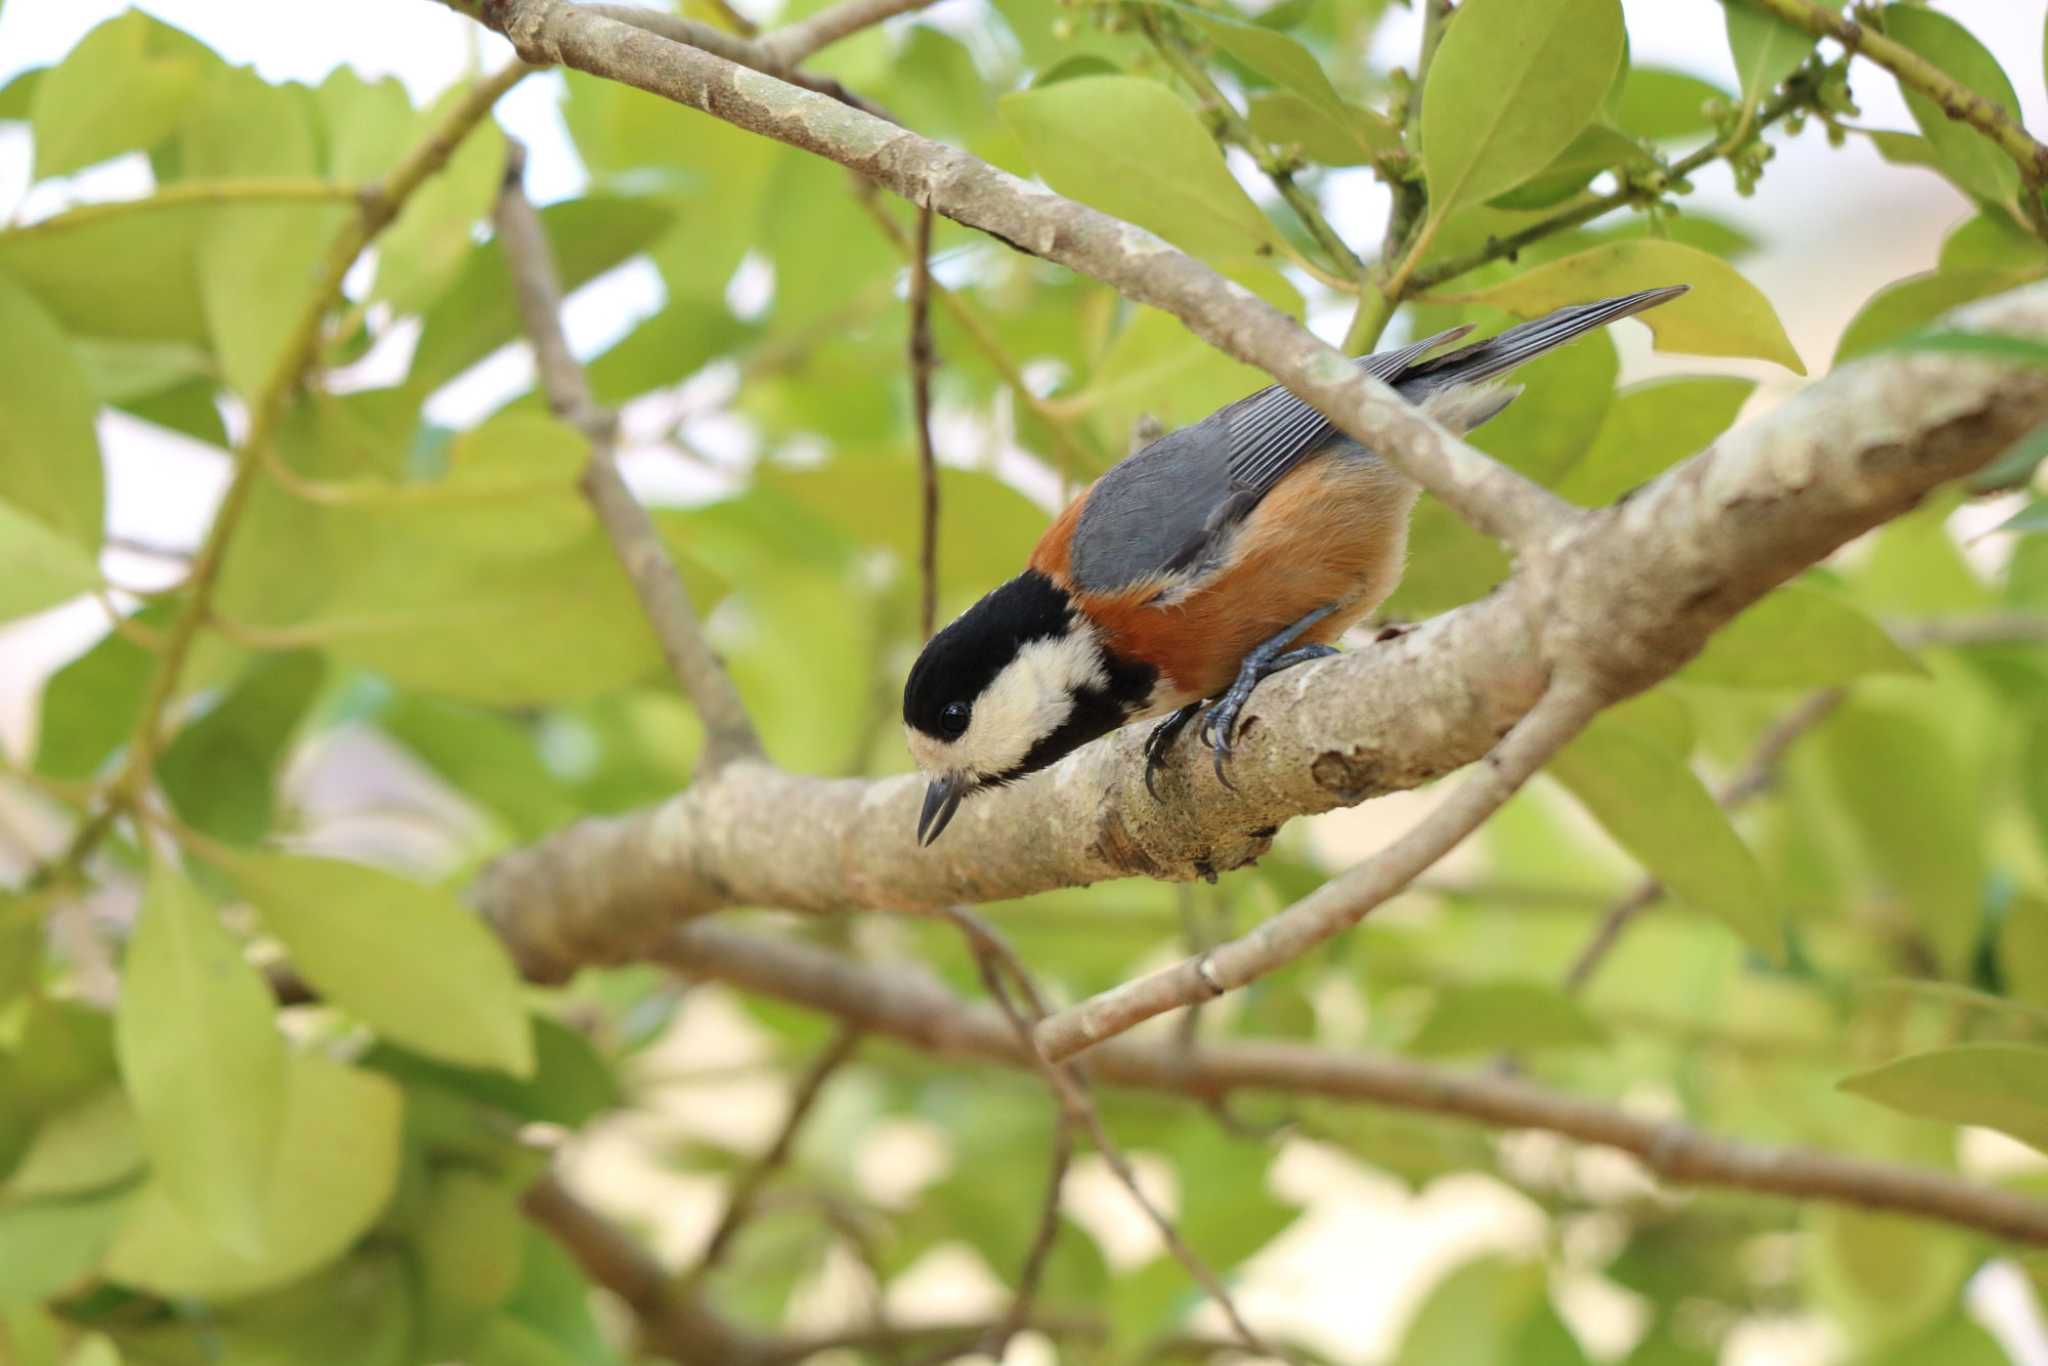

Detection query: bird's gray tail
xmin=1396 ymin=285 xmax=1688 ymax=392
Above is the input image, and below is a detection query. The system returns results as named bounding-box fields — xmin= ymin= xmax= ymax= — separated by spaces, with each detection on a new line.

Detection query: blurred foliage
xmin=0 ymin=1 xmax=2046 ymax=1363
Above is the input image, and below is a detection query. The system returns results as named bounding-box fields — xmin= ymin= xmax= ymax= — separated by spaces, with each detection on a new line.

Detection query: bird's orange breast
xmin=1032 ymin=456 xmax=1416 ymax=704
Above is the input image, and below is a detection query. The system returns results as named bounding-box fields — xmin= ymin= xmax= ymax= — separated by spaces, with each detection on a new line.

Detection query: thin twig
xmin=1751 ymin=0 xmax=2048 ymax=233
xmin=1407 ymin=70 xmax=1823 ymax=296
xmin=1142 ymin=13 xmax=1364 ymax=281
xmin=909 ymin=202 xmax=940 ymax=641
xmin=942 ymin=908 xmax=1275 ymax=1359
xmin=1036 ymin=680 xmax=1604 ymax=1062
xmin=661 ymin=921 xmax=2048 ymax=1245
xmin=755 ymin=0 xmax=938 ymax=68
xmin=492 ymin=139 xmax=763 ymax=770
xmin=688 ymin=1024 xmax=863 ymax=1279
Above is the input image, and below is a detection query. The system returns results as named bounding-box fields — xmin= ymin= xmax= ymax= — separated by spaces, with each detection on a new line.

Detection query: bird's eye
xmin=940 ymin=701 xmax=971 ymax=736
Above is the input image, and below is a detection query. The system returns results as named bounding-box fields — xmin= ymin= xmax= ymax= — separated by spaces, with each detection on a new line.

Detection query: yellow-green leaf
xmin=1724 ymin=1 xmax=1818 ymax=110
xmin=0 ymin=497 xmax=100 ymax=625
xmin=1418 ymin=0 xmax=1625 ymax=225
xmin=1555 ymin=374 xmax=1752 ymax=505
xmin=104 ymin=1054 xmax=401 ymax=1300
xmin=1681 ymin=583 xmax=1923 ymax=689
xmin=28 ymin=11 xmax=211 ymax=180
xmin=1839 ymin=1043 xmax=2048 ymax=1153
xmin=0 ymin=273 xmax=102 ymax=553
xmin=216 ymin=849 xmax=534 ymax=1078
xmin=373 ymin=87 xmax=504 ymax=313
xmin=114 ymin=859 xmax=286 ymax=1256
xmin=1460 ymin=239 xmax=1804 ymax=372
xmin=1548 ymin=710 xmax=1779 ymax=955
xmin=1408 ymin=980 xmax=1606 ymax=1056
xmin=999 ymin=75 xmax=1277 ymax=261
xmin=1834 ymin=268 xmax=2029 ymax=365
xmin=1882 ymin=5 xmax=2023 ymax=210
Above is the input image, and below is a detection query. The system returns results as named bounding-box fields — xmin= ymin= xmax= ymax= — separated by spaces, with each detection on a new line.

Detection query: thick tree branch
xmin=470 ymin=0 xmax=1567 ymax=549
xmin=492 ymin=142 xmax=763 ymax=770
xmin=659 ymin=923 xmax=2048 ymax=1246
xmin=476 ymin=285 xmax=2048 ymax=981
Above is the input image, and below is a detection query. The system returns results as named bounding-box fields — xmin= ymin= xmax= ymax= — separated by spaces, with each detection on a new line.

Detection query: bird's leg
xmin=1143 ymin=703 xmax=1204 ymax=800
xmin=1199 ymin=606 xmax=1339 ymax=789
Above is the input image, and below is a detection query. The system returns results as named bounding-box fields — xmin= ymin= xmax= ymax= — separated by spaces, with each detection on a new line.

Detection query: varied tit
xmin=902 ymin=286 xmax=1687 ymax=845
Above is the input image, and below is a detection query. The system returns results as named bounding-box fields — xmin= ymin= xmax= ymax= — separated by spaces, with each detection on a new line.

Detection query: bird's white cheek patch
xmin=915 ymin=632 xmax=1107 ymax=780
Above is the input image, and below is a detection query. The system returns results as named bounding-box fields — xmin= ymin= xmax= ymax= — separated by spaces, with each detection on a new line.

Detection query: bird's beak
xmin=917 ymin=773 xmax=967 ymax=847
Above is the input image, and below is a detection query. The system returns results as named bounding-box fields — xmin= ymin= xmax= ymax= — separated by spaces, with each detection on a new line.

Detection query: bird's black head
xmin=903 ymin=570 xmax=1154 ymax=844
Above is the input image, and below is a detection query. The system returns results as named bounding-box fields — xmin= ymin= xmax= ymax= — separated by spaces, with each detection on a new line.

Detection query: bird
xmin=902 ymin=285 xmax=1687 ymax=845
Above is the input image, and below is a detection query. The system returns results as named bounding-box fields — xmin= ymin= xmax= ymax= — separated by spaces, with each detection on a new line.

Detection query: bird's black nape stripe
xmin=991 ymin=642 xmax=1157 ymax=787
xmin=903 ymin=570 xmax=1075 ymax=738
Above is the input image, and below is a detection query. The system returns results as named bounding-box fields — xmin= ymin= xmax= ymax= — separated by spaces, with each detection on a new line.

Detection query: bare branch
xmin=659 ymin=923 xmax=2048 ymax=1245
xmin=688 ymin=1024 xmax=863 ymax=1279
xmin=943 ymin=908 xmax=1272 ymax=1358
xmin=909 ymin=202 xmax=940 ymax=641
xmin=754 ymin=0 xmax=938 ymax=68
xmin=523 ymin=1171 xmax=778 ymax=1365
xmin=470 ymin=0 xmax=1569 ymax=548
xmin=1035 ymin=679 xmax=1603 ymax=1061
xmin=492 ymin=140 xmax=764 ymax=771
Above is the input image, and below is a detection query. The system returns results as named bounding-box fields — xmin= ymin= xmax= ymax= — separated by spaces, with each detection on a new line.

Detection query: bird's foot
xmin=1197 ymin=643 xmax=1337 ymax=789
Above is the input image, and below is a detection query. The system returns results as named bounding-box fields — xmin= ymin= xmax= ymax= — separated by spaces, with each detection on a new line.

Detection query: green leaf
xmin=1839 ymin=1043 xmax=2048 ymax=1153
xmin=1487 ymin=125 xmax=1650 ymax=211
xmin=0 ymin=1188 xmax=129 ymax=1306
xmin=0 ymin=497 xmax=100 ymax=625
xmin=1882 ymin=5 xmax=2023 ymax=209
xmin=377 ymin=696 xmax=579 ymax=841
xmin=1460 ymin=239 xmax=1804 ymax=372
xmin=114 ymin=859 xmax=286 ymax=1255
xmin=1395 ymin=1257 xmax=1589 ymax=1366
xmin=1818 ymin=698 xmax=1984 ymax=976
xmin=1941 ymin=211 xmax=2048 ymax=276
xmin=1806 ymin=1205 xmax=1975 ymax=1347
xmin=32 ymin=601 xmax=172 ymax=780
xmin=28 ymin=11 xmax=213 ymax=180
xmin=1408 ymin=980 xmax=1606 ymax=1056
xmin=1970 ymin=422 xmax=2048 ymax=493
xmin=1247 ymin=90 xmax=1398 ymax=167
xmin=1724 ymin=1 xmax=1818 ymax=110
xmin=210 ymin=1254 xmax=415 ymax=1366
xmin=0 ymin=273 xmax=103 ymax=553
xmin=364 ymin=1015 xmax=617 ymax=1128
xmin=420 ymin=1170 xmax=526 ymax=1317
xmin=2003 ymin=893 xmax=2048 ymax=1007
xmin=1418 ymin=0 xmax=1625 ymax=225
xmin=315 ymin=68 xmax=418 ymax=182
xmin=0 ymin=198 xmax=216 ymax=344
xmin=0 ymin=68 xmax=40 ymax=122
xmin=999 ymin=75 xmax=1277 ymax=261
xmin=1181 ymin=8 xmax=1346 ymax=123
xmin=159 ymin=653 xmax=326 ymax=844
xmin=1612 ymin=68 xmax=1730 ymax=142
xmin=1681 ymin=583 xmax=1922 ymax=688
xmin=1555 ymin=374 xmax=1752 ymax=505
xmin=217 ymin=849 xmax=533 ymax=1077
xmin=1835 ymin=270 xmax=2031 ymax=364
xmin=104 ymin=1053 xmax=402 ymax=1299
xmin=8 ymin=1087 xmax=143 ymax=1198
xmin=409 ymin=195 xmax=675 ymax=395
xmin=373 ymin=87 xmax=504 ymax=313
xmin=1548 ymin=709 xmax=1779 ymax=954
xmin=1992 ymin=498 xmax=2048 ymax=536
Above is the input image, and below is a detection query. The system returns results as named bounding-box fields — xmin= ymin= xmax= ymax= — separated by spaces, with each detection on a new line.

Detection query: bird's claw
xmin=1143 ymin=703 xmax=1202 ymax=801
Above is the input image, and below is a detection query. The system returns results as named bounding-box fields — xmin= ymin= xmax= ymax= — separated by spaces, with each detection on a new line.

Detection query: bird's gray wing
xmin=1220 ymin=325 xmax=1474 ymax=499
xmin=1064 ymin=327 xmax=1472 ymax=594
